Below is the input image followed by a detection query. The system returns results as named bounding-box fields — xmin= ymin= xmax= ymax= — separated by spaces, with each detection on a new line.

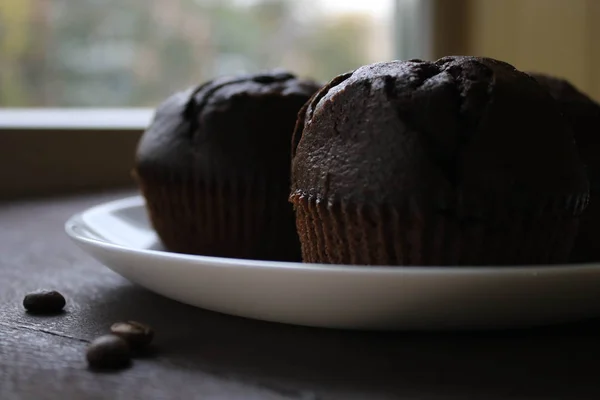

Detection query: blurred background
xmin=1 ymin=0 xmax=599 ymax=199
xmin=2 ymin=0 xmax=598 ymax=108
xmin=0 ymin=0 xmax=395 ymax=107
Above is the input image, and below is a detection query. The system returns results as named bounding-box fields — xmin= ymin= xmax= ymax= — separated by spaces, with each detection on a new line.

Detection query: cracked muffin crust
xmin=290 ymin=56 xmax=589 ymax=266
xmin=135 ymin=70 xmax=321 ymax=261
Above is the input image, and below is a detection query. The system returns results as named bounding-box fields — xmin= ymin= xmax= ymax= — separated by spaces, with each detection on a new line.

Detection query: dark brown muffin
xmin=530 ymin=72 xmax=600 ymax=262
xmin=290 ymin=56 xmax=589 ymax=266
xmin=135 ymin=70 xmax=320 ymax=261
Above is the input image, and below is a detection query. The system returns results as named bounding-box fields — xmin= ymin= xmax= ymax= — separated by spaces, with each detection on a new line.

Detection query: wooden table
xmin=2 ymin=191 xmax=600 ymax=399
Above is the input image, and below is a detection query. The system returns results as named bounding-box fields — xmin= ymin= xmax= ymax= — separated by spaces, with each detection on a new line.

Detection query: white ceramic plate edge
xmin=64 ymin=196 xmax=600 ymax=331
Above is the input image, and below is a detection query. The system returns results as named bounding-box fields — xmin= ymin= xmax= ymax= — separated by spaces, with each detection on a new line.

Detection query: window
xmin=0 ymin=0 xmax=399 ymax=108
xmin=0 ymin=0 xmax=432 ymax=199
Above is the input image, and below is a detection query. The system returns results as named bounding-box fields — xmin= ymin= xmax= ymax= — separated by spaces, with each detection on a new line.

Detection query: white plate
xmin=65 ymin=196 xmax=600 ymax=331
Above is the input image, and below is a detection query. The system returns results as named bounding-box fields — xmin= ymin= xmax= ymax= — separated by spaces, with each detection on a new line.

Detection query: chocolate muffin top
xmin=136 ymin=70 xmax=321 ymax=183
xmin=529 ymin=73 xmax=600 ymax=192
xmin=291 ymin=56 xmax=589 ymax=216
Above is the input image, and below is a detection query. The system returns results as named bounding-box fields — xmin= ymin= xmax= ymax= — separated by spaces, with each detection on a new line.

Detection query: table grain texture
xmin=1 ymin=191 xmax=600 ymax=400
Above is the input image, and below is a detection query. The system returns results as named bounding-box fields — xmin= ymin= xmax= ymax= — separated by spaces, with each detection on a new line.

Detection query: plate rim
xmin=64 ymin=195 xmax=600 ymax=276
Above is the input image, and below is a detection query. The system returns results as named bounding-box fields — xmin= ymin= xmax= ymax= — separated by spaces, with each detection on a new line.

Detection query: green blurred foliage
xmin=0 ymin=0 xmax=380 ymax=107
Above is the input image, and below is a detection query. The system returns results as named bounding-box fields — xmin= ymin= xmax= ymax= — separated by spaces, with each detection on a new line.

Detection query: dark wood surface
xmin=2 ymin=191 xmax=600 ymax=400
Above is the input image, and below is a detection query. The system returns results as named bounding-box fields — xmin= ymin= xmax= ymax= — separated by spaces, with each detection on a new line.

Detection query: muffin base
xmin=138 ymin=174 xmax=301 ymax=262
xmin=291 ymin=195 xmax=579 ymax=266
xmin=570 ymin=195 xmax=600 ymax=262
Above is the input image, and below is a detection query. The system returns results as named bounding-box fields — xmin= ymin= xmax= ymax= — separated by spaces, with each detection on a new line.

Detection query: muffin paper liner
xmin=290 ymin=193 xmax=583 ymax=266
xmin=135 ymin=168 xmax=301 ymax=262
xmin=570 ymin=196 xmax=600 ymax=262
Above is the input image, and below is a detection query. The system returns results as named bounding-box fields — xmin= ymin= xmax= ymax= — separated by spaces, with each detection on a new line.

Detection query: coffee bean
xmin=23 ymin=290 xmax=66 ymax=314
xmin=86 ymin=335 xmax=131 ymax=370
xmin=110 ymin=321 xmax=154 ymax=348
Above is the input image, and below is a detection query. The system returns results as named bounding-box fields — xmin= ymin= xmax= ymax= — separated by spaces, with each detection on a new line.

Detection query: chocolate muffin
xmin=530 ymin=73 xmax=600 ymax=262
xmin=290 ymin=56 xmax=589 ymax=266
xmin=135 ymin=70 xmax=321 ymax=261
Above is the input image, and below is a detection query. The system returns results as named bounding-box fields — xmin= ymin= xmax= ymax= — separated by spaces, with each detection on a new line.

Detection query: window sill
xmin=0 ymin=109 xmax=150 ymax=200
xmin=0 ymin=108 xmax=153 ymax=130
